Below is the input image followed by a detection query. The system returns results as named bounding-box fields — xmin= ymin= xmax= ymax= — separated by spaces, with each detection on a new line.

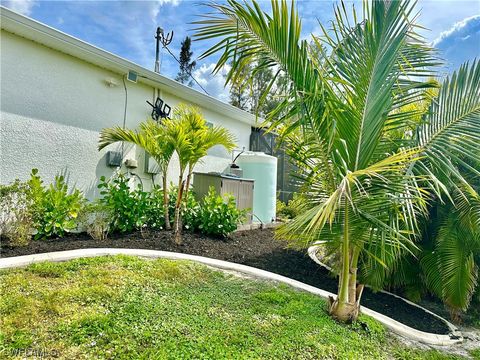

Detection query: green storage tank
xmin=236 ymin=152 xmax=277 ymax=223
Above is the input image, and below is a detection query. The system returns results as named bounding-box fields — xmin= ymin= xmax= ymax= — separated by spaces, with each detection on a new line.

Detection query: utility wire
xmin=163 ymin=45 xmax=210 ymax=95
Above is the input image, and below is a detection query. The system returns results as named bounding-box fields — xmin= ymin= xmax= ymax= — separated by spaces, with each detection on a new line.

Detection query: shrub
xmin=276 ymin=193 xmax=309 ymax=220
xmin=0 ymin=180 xmax=33 ymax=246
xmin=181 ymin=190 xmax=201 ymax=232
xmin=143 ymin=185 xmax=167 ymax=231
xmin=196 ymin=187 xmax=245 ymax=237
xmin=98 ymin=175 xmax=170 ymax=233
xmin=28 ymin=169 xmax=84 ymax=239
xmin=98 ymin=174 xmax=147 ymax=233
xmin=167 ymin=185 xmax=200 ymax=231
xmin=78 ymin=202 xmax=111 ymax=241
xmin=97 ymin=175 xmax=202 ymax=234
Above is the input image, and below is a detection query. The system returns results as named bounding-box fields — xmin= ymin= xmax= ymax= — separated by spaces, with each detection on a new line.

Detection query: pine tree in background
xmin=228 ymin=61 xmax=288 ymax=117
xmin=228 ymin=62 xmax=251 ymax=111
xmin=175 ymin=36 xmax=196 ymax=86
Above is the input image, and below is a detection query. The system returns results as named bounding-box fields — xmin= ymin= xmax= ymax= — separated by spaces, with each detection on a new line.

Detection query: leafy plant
xmin=28 ymin=169 xmax=84 ymax=239
xmin=195 ymin=0 xmax=479 ymax=322
xmin=99 ymin=120 xmax=175 ymax=230
xmin=167 ymin=185 xmax=201 ymax=232
xmin=97 ymin=174 xmax=151 ymax=233
xmin=196 ymin=187 xmax=245 ymax=237
xmin=276 ymin=193 xmax=309 ymax=220
xmin=143 ymin=185 xmax=169 ymax=231
xmin=0 ymin=180 xmax=33 ymax=246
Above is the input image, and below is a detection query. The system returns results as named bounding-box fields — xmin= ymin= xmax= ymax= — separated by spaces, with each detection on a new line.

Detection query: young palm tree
xmin=195 ymin=0 xmax=479 ymax=321
xmin=98 ymin=120 xmax=175 ymax=230
xmin=98 ymin=106 xmax=236 ymax=244
xmin=166 ymin=105 xmax=236 ymax=244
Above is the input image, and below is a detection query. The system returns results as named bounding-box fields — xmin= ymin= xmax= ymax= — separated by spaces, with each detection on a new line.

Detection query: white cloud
xmin=430 ymin=14 xmax=480 ymax=72
xmin=432 ymin=14 xmax=480 ymax=46
xmin=151 ymin=0 xmax=181 ymax=21
xmin=193 ymin=63 xmax=231 ymax=103
xmin=2 ymin=0 xmax=37 ymax=16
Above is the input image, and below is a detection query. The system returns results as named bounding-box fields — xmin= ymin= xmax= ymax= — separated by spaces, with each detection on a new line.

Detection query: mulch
xmin=1 ymin=228 xmax=450 ymax=334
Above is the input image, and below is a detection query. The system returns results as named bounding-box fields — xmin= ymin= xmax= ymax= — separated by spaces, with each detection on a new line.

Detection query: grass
xmin=0 ymin=256 xmax=465 ymax=359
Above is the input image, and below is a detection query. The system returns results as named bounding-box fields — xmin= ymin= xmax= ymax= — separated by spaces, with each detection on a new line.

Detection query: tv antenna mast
xmin=154 ymin=27 xmax=173 ymax=73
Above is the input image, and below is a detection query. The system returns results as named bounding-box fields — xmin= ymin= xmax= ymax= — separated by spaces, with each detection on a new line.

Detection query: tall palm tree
xmin=98 ymin=120 xmax=175 ymax=230
xmin=166 ymin=105 xmax=236 ymax=244
xmin=194 ymin=0 xmax=479 ymax=321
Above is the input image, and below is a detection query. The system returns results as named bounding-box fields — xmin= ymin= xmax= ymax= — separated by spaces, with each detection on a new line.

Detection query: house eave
xmin=0 ymin=6 xmax=261 ymax=126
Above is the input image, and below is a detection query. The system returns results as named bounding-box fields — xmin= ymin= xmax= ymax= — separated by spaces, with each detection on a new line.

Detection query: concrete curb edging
xmin=0 ymin=248 xmax=462 ymax=346
xmin=307 ymin=244 xmax=463 ymax=346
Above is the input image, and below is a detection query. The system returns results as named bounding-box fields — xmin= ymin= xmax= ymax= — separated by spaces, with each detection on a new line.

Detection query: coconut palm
xmin=166 ymin=105 xmax=236 ymax=244
xmin=98 ymin=120 xmax=175 ymax=230
xmin=195 ymin=0 xmax=479 ymax=321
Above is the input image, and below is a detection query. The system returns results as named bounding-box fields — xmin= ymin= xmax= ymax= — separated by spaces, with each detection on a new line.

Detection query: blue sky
xmin=2 ymin=0 xmax=480 ymax=101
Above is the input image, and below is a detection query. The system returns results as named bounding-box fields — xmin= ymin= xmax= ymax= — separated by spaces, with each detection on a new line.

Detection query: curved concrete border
xmin=307 ymin=244 xmax=463 ymax=345
xmin=0 ymin=248 xmax=462 ymax=346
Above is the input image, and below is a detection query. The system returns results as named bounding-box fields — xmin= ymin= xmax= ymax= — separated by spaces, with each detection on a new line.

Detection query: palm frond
xmin=415 ymin=60 xmax=480 ymax=190
xmin=319 ymin=0 xmax=438 ymax=171
xmin=98 ymin=120 xmax=174 ymax=171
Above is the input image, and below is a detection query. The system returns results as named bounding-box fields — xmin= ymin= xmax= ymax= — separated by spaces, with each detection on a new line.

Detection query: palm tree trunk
xmin=329 ymin=203 xmax=359 ymax=322
xmin=174 ymin=174 xmax=184 ymax=245
xmin=183 ymin=165 xmax=194 ymax=202
xmin=162 ymin=174 xmax=171 ymax=230
xmin=348 ymin=246 xmax=361 ymax=304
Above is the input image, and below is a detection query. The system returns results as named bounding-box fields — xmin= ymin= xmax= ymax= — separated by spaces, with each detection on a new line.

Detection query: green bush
xmin=276 ymin=192 xmax=309 ymax=220
xmin=28 ymin=169 xmax=84 ymax=239
xmin=98 ymin=174 xmax=152 ymax=233
xmin=196 ymin=187 xmax=245 ymax=237
xmin=182 ymin=192 xmax=201 ymax=232
xmin=0 ymin=180 xmax=33 ymax=246
xmin=143 ymin=185 xmax=168 ymax=231
xmin=97 ymin=176 xmax=202 ymax=234
xmin=167 ymin=185 xmax=200 ymax=231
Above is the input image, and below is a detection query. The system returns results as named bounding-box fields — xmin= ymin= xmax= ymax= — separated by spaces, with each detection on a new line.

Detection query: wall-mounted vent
xmin=106 ymin=151 xmax=122 ymax=167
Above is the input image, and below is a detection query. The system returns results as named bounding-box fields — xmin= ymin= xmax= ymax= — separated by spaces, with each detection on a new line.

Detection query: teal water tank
xmin=236 ymin=152 xmax=277 ymax=223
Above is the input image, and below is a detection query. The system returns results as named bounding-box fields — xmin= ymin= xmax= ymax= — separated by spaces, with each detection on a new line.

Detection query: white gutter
xmin=0 ymin=6 xmax=260 ymax=126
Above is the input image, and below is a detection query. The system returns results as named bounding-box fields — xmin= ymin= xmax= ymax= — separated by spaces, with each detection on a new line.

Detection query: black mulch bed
xmin=1 ymin=228 xmax=450 ymax=335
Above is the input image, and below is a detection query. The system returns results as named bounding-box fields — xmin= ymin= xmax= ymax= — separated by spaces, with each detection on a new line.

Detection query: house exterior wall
xmin=0 ymin=30 xmax=251 ymax=199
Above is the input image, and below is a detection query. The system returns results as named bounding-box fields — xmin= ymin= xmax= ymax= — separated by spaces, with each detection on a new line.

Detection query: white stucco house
xmin=0 ymin=7 xmax=260 ymax=199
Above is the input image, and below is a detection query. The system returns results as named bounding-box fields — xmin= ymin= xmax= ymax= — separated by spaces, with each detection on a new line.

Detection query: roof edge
xmin=0 ymin=6 xmax=261 ymax=126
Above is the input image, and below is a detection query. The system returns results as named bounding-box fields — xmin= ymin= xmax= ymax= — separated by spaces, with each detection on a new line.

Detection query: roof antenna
xmin=154 ymin=27 xmax=173 ymax=73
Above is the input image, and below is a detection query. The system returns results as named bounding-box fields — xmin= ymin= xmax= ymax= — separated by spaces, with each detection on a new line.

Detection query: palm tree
xmin=386 ymin=78 xmax=480 ymax=320
xmin=166 ymin=105 xmax=236 ymax=244
xmin=194 ymin=0 xmax=479 ymax=322
xmin=420 ymin=186 xmax=480 ymax=321
xmin=98 ymin=120 xmax=175 ymax=230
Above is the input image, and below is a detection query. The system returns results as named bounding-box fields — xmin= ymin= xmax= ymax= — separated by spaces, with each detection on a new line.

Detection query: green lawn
xmin=0 ymin=256 xmax=463 ymax=359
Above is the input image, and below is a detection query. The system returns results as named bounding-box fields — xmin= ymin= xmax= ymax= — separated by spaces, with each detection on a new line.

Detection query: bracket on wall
xmin=146 ymin=97 xmax=171 ymax=121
